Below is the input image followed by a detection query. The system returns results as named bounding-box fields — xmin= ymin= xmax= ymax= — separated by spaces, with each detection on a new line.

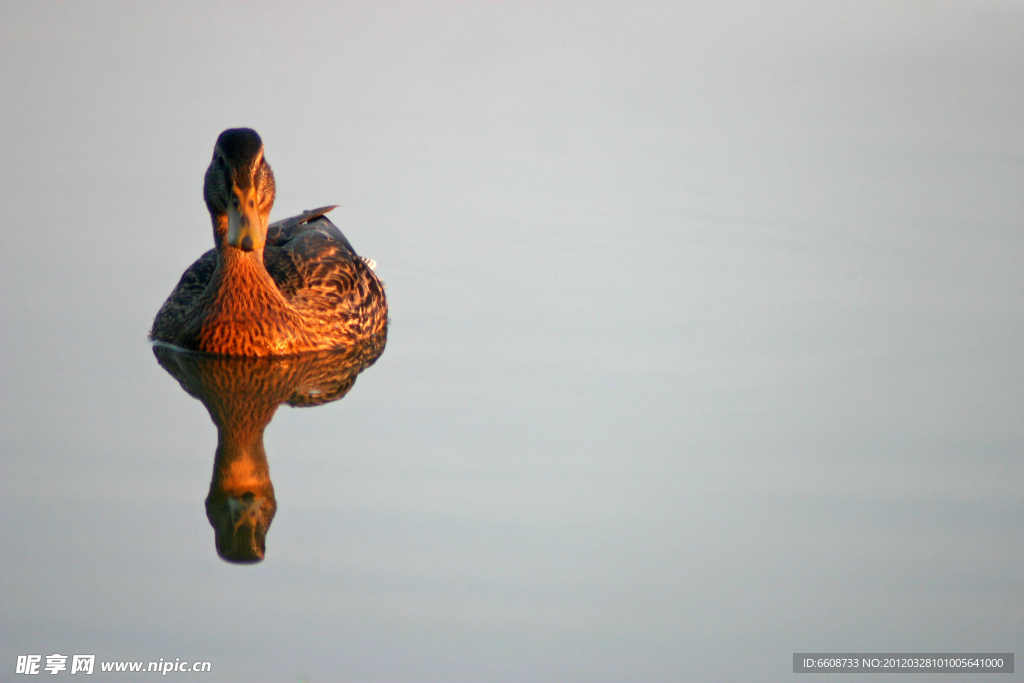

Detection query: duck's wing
xmin=265 ymin=211 xmax=387 ymax=339
xmin=150 ymin=249 xmax=217 ymax=341
xmin=265 ymin=207 xmax=354 ymax=300
xmin=265 ymin=208 xmax=375 ymax=294
xmin=266 ymin=206 xmax=358 ymax=256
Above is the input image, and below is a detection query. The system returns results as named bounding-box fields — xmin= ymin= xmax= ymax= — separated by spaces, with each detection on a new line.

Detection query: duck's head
xmin=203 ymin=128 xmax=276 ymax=252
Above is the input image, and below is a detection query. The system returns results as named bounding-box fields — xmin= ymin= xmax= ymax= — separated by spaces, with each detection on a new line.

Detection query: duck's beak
xmin=227 ymin=184 xmax=265 ymax=252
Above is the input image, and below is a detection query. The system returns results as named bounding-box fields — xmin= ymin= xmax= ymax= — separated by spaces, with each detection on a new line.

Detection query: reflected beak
xmin=227 ymin=185 xmax=265 ymax=251
xmin=228 ymin=495 xmax=266 ymax=531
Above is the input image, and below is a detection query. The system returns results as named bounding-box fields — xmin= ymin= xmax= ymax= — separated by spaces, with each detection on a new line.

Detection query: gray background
xmin=1 ymin=1 xmax=1021 ymax=681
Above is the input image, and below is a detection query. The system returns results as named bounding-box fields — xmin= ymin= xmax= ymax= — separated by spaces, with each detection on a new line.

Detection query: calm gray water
xmin=1 ymin=2 xmax=1022 ymax=681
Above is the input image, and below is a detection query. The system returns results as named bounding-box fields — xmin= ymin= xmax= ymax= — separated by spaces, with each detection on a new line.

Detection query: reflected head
xmin=205 ymin=489 xmax=277 ymax=564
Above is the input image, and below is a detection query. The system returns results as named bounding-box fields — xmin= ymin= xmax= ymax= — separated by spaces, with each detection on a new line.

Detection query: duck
xmin=150 ymin=128 xmax=388 ymax=356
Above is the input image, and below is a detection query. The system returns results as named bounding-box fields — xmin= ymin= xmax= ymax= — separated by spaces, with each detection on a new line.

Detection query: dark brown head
xmin=203 ymin=128 xmax=276 ymax=252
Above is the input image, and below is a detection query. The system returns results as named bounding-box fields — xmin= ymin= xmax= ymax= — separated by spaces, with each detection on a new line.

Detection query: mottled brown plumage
xmin=150 ymin=129 xmax=388 ymax=356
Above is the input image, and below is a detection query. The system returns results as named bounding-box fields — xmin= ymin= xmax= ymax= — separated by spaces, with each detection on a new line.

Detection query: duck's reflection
xmin=153 ymin=335 xmax=385 ymax=563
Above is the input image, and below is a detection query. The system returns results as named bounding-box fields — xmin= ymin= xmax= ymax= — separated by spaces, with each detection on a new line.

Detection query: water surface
xmin=1 ymin=2 xmax=1022 ymax=681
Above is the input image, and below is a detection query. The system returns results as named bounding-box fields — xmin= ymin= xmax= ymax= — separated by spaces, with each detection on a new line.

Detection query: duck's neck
xmin=210 ymin=416 xmax=274 ymax=499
